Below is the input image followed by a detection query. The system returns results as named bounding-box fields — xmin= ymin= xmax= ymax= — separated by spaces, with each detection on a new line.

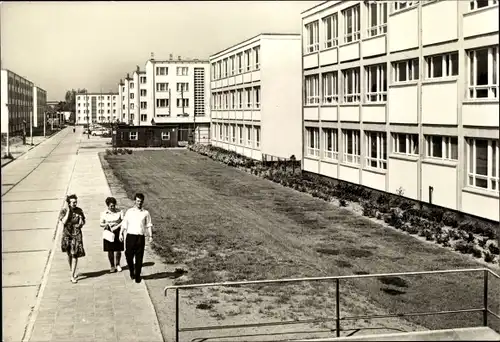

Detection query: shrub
xmin=436 ymin=233 xmax=451 ymax=247
xmin=484 ymin=251 xmax=496 ymax=263
xmin=362 ymin=201 xmax=377 ymax=218
xmin=376 ymin=212 xmax=382 ymax=220
xmin=471 ymin=246 xmax=482 ymax=258
xmin=105 ymin=149 xmax=112 ymax=155
xmin=442 ymin=212 xmax=459 ymax=228
xmin=454 ymin=240 xmax=474 ymax=254
xmin=388 ymin=207 xmax=404 ymax=229
xmin=429 ymin=208 xmax=445 ymax=223
xmin=339 ymin=199 xmax=348 ymax=207
xmin=126 ymin=148 xmax=133 ymax=154
xmin=488 ymin=243 xmax=499 ymax=255
xmin=478 ymin=237 xmax=489 ymax=248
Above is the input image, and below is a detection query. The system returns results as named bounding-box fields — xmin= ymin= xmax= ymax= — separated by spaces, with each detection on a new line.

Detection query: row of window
xmin=212 ymin=87 xmax=261 ymax=110
xmin=305 ymin=127 xmax=499 ymax=192
xmin=304 ymin=46 xmax=498 ymax=104
xmin=121 ymin=83 xmax=189 ymax=94
xmin=76 ymin=96 xmax=117 ymax=101
xmin=211 ymin=123 xmax=261 ymax=148
xmin=154 ymin=66 xmax=190 ymax=76
xmin=121 ymin=99 xmax=190 ymax=110
xmin=77 ymin=102 xmax=117 ymax=107
xmin=78 ymin=109 xmax=117 ymax=114
xmin=127 ymin=131 xmax=171 ymax=140
xmin=304 ymin=0 xmax=498 ymax=54
xmin=212 ymin=46 xmax=260 ymax=80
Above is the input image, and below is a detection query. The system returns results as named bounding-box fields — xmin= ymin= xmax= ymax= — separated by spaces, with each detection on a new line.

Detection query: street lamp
xmin=4 ymin=103 xmax=11 ymax=158
xmin=30 ymin=105 xmax=33 ymax=145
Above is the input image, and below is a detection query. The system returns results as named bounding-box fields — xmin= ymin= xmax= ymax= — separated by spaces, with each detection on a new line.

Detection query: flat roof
xmin=76 ymin=93 xmax=118 ymax=96
xmin=149 ymin=58 xmax=209 ymax=63
xmin=301 ymin=0 xmax=330 ymax=14
xmin=209 ymin=33 xmax=300 ymax=59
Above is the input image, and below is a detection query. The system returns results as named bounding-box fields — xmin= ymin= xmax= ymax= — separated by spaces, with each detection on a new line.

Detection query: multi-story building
xmin=117 ymin=58 xmax=211 ymax=143
xmin=1 ymin=69 xmax=47 ymax=136
xmin=75 ymin=92 xmax=118 ymax=125
xmin=33 ymin=86 xmax=47 ymax=129
xmin=210 ymin=33 xmax=303 ymax=161
xmin=301 ymin=0 xmax=499 ymax=221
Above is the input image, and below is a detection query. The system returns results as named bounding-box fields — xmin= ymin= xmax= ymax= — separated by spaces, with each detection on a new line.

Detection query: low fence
xmin=164 ymin=268 xmax=500 ymax=342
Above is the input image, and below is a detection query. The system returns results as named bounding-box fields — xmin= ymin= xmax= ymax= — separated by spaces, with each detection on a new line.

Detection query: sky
xmin=1 ymin=1 xmax=321 ymax=101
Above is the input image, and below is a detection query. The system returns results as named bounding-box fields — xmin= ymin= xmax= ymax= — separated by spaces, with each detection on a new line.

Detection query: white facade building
xmin=210 ymin=33 xmax=303 ymax=161
xmin=1 ymin=69 xmax=46 ymax=136
xmin=75 ymin=92 xmax=118 ymax=125
xmin=301 ymin=0 xmax=499 ymax=221
xmin=117 ymin=58 xmax=211 ymax=143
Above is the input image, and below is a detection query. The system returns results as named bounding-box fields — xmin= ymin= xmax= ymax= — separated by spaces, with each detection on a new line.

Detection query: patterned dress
xmin=59 ymin=207 xmax=86 ymax=258
xmin=101 ymin=209 xmax=125 ymax=252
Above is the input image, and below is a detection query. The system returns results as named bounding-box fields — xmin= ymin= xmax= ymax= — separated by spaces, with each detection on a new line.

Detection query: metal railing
xmin=164 ymin=268 xmax=500 ymax=342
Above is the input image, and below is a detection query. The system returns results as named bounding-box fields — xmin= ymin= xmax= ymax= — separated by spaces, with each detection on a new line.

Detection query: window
xmin=231 ymin=124 xmax=236 ymax=143
xmin=306 ymin=127 xmax=320 ymax=157
xmin=155 ymin=83 xmax=168 ymax=93
xmin=367 ymin=1 xmax=387 ymax=37
xmin=246 ymin=125 xmax=252 ymax=146
xmin=246 ymin=88 xmax=252 ymax=108
xmin=140 ymin=114 xmax=147 ymax=121
xmin=468 ymin=46 xmax=498 ymax=99
xmin=305 ymin=21 xmax=319 ymax=53
xmin=470 ymin=0 xmax=498 ymax=11
xmin=343 ymin=68 xmax=361 ymax=103
xmin=254 ymin=47 xmax=260 ymax=69
xmin=129 ymin=132 xmax=138 ymax=140
xmin=365 ymin=131 xmax=387 ymax=170
xmin=237 ymin=90 xmax=243 ymax=109
xmin=237 ymin=53 xmax=243 ymax=73
xmin=219 ymin=124 xmax=223 ymax=140
xmin=323 ymin=14 xmax=338 ymax=48
xmin=140 ymin=89 xmax=147 ymax=97
xmin=365 ymin=64 xmax=387 ymax=102
xmin=156 ymin=67 xmax=168 ymax=76
xmin=224 ymin=124 xmax=229 ymax=142
xmin=305 ymin=75 xmax=320 ymax=105
xmin=140 ymin=102 xmax=147 ymax=109
xmin=140 ymin=76 xmax=146 ymax=84
xmin=425 ymin=135 xmax=458 ymax=160
xmin=254 ymin=87 xmax=260 ymax=108
xmin=222 ymin=59 xmax=228 ymax=78
xmin=176 ymin=67 xmax=188 ymax=76
xmin=130 ymin=93 xmax=135 ymax=99
xmin=211 ymin=63 xmax=216 ymax=80
xmin=156 ymin=99 xmax=169 ymax=108
xmin=467 ymin=138 xmax=499 ymax=191
xmin=212 ymin=124 xmax=217 ymax=139
xmin=177 ymin=83 xmax=189 ymax=92
xmin=394 ymin=1 xmax=417 ymax=12
xmin=343 ymin=5 xmax=360 ymax=43
xmin=392 ymin=133 xmax=419 ymax=155
xmin=245 ymin=50 xmax=251 ymax=71
xmin=176 ymin=99 xmax=189 ymax=108
xmin=323 ymin=128 xmax=338 ymax=160
xmin=393 ymin=58 xmax=419 ymax=83
xmin=130 ymin=103 xmax=135 ymax=109
xmin=322 ymin=72 xmax=338 ymax=104
xmin=238 ymin=124 xmax=243 ymax=144
xmin=426 ymin=52 xmax=459 ymax=79
xmin=343 ymin=130 xmax=360 ymax=164
xmin=161 ymin=132 xmax=170 ymax=140
xmin=255 ymin=126 xmax=261 ymax=148
xmin=230 ymin=91 xmax=236 ymax=109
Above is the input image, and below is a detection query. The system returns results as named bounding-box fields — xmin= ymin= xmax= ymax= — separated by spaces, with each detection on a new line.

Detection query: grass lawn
xmin=101 ymin=149 xmax=500 ymax=339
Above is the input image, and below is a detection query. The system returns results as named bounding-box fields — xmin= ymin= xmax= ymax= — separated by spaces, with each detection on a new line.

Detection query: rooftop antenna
xmin=169 ymin=53 xmax=173 ymax=61
xmin=151 ymin=52 xmax=155 ymax=60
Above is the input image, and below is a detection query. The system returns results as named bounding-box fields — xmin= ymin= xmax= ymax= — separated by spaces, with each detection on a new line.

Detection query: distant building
xmin=75 ymin=92 xmax=118 ymax=125
xmin=209 ymin=33 xmax=303 ymax=161
xmin=118 ymin=57 xmax=211 ymax=144
xmin=0 ymin=69 xmax=47 ymax=136
xmin=301 ymin=0 xmax=499 ymax=221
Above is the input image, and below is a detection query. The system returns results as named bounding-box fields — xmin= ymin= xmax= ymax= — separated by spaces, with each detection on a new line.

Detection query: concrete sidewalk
xmin=2 ymin=127 xmax=163 ymax=342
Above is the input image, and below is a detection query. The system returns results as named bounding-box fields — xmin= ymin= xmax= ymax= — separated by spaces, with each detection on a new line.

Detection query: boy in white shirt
xmin=120 ymin=193 xmax=153 ymax=283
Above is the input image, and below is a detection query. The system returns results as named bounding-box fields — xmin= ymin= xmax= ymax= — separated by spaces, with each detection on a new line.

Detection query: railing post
xmin=176 ymin=288 xmax=180 ymax=342
xmin=483 ymin=270 xmax=489 ymax=327
xmin=336 ymin=278 xmax=340 ymax=337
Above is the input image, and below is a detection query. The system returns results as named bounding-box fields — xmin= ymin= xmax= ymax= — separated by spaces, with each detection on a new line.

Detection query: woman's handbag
xmin=103 ymin=228 xmax=115 ymax=242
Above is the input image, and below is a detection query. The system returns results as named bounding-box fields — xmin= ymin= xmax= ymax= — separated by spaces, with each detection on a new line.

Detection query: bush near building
xmin=189 ymin=143 xmax=499 ymax=265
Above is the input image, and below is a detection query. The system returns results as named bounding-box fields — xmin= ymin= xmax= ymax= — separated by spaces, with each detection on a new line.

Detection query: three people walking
xmin=59 ymin=192 xmax=153 ymax=284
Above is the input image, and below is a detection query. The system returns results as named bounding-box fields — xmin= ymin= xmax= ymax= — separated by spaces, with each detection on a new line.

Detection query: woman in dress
xmin=100 ymin=197 xmax=125 ymax=272
xmin=59 ymin=194 xmax=86 ymax=283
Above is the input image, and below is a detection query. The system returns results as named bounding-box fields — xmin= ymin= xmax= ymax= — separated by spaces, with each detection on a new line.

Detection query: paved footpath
xmin=2 ymin=127 xmax=163 ymax=342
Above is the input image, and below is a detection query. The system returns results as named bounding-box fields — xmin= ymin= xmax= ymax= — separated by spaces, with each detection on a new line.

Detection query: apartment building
xmin=301 ymin=0 xmax=499 ymax=221
xmin=117 ymin=58 xmax=211 ymax=143
xmin=1 ymin=69 xmax=47 ymax=136
xmin=75 ymin=92 xmax=118 ymax=125
xmin=210 ymin=33 xmax=302 ymax=161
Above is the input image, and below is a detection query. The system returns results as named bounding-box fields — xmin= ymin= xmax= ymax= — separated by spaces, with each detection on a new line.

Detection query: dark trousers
xmin=125 ymin=234 xmax=145 ymax=280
